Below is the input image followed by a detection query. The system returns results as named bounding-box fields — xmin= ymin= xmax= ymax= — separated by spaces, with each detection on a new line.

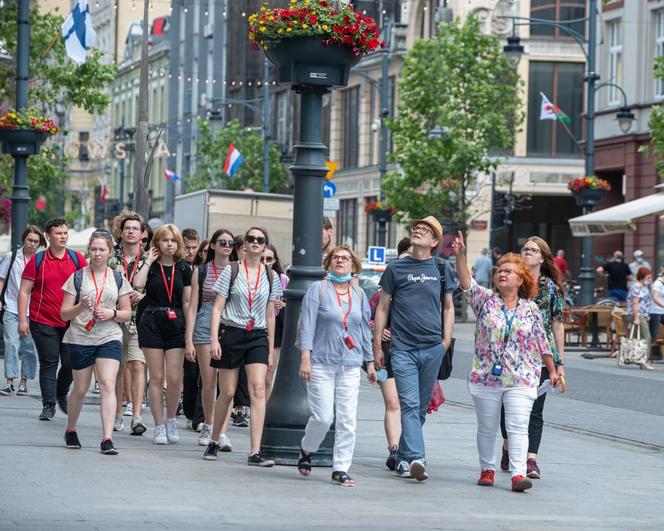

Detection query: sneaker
xmin=64 ymin=430 xmax=81 ymax=449
xmin=56 ymin=395 xmax=68 ymax=415
xmin=219 ymin=433 xmax=233 ymax=452
xmin=230 ymin=411 xmax=238 ymax=425
xmin=100 ymin=439 xmax=119 ymax=455
xmin=526 ymin=458 xmax=541 ymax=479
xmin=153 ymin=424 xmax=168 ymax=445
xmin=477 ymin=469 xmax=495 ymax=486
xmin=203 ymin=441 xmax=220 ymax=461
xmin=0 ymin=384 xmax=15 ymax=396
xmin=166 ymin=418 xmax=179 ymax=443
xmin=39 ymin=404 xmax=56 ymax=421
xmin=113 ymin=414 xmax=124 ymax=432
xmin=511 ymin=475 xmax=533 ymax=492
xmin=176 ymin=400 xmax=184 ymax=417
xmin=92 ymin=382 xmax=100 ymax=394
xmin=16 ymin=384 xmax=28 ymax=396
xmin=123 ymin=402 xmax=133 ymax=416
xmin=248 ymin=452 xmax=275 ymax=467
xmin=395 ymin=461 xmax=411 ymax=478
xmin=194 ymin=422 xmax=203 ymax=433
xmin=385 ymin=445 xmax=398 ymax=472
xmin=198 ymin=424 xmax=212 ymax=446
xmin=500 ymin=447 xmax=509 ymax=472
xmin=131 ymin=415 xmax=147 ymax=436
xmin=410 ymin=459 xmax=428 ymax=481
xmin=233 ymin=411 xmax=249 ymax=428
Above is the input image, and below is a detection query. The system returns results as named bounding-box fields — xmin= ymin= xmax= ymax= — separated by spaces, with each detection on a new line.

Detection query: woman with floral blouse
xmin=452 ymin=232 xmax=557 ymax=492
xmin=627 ymin=266 xmax=653 ymax=370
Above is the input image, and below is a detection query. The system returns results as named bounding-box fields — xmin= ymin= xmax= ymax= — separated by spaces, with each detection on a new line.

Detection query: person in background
xmin=182 ymin=228 xmax=200 ymax=266
xmin=627 ymin=267 xmax=653 ymax=370
xmin=193 ymin=240 xmax=210 ymax=267
xmin=472 ymin=248 xmax=493 ymax=289
xmin=60 ymin=231 xmax=132 ymax=455
xmin=553 ymin=250 xmax=570 ymax=280
xmin=628 ymin=250 xmax=651 ymax=278
xmin=18 ymin=218 xmax=87 ymax=421
xmin=452 ymin=233 xmax=557 ymax=492
xmin=322 ymin=216 xmax=334 ymax=260
xmin=142 ymin=226 xmax=153 ymax=249
xmin=596 ymin=251 xmax=632 ymax=303
xmin=0 ymin=226 xmax=46 ymax=397
xmin=649 ymin=267 xmax=664 ymax=360
xmin=181 ymin=228 xmax=200 ymax=423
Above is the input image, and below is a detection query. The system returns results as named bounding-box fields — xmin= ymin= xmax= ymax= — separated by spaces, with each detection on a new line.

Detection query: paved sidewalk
xmin=1 ymin=371 xmax=663 ymax=530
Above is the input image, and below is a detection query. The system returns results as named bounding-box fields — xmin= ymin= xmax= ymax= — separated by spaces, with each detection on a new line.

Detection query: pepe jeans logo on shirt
xmin=407 ymin=273 xmax=438 ymax=283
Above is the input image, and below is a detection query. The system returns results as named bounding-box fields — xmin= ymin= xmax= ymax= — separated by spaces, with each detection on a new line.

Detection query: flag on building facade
xmin=224 ymin=144 xmax=245 ymax=178
xmin=540 ymin=92 xmax=571 ymax=126
xmin=61 ymin=0 xmax=96 ymax=65
xmin=99 ymin=182 xmax=109 ymax=204
xmin=163 ymin=168 xmax=181 ymax=181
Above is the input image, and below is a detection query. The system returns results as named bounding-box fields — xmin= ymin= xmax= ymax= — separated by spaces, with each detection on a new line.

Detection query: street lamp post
xmin=500 ymin=0 xmax=634 ymax=307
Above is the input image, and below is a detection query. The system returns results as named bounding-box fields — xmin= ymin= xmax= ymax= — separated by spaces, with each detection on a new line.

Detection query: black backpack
xmin=435 ymin=258 xmax=454 ymax=380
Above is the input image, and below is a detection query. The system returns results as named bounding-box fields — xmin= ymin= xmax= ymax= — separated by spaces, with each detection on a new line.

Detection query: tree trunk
xmin=132 ymin=0 xmax=150 ymax=219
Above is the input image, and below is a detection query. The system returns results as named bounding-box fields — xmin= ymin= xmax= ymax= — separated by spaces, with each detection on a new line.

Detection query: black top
xmin=603 ymin=261 xmax=631 ymax=291
xmin=142 ymin=260 xmax=192 ymax=308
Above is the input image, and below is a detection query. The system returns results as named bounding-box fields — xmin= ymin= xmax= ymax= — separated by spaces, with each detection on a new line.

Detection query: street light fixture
xmin=503 ymin=34 xmax=524 ymax=69
xmin=616 ymin=106 xmax=635 ymax=134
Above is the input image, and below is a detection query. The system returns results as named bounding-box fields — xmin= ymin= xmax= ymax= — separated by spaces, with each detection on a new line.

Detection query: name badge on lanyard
xmin=492 ymin=301 xmax=518 ymax=377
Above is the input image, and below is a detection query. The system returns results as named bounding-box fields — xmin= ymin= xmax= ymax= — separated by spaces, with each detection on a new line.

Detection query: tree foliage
xmin=191 ymin=119 xmax=288 ymax=193
xmin=384 ymin=16 xmax=523 ymax=231
xmin=643 ymin=57 xmax=664 ymax=179
xmin=0 ymin=1 xmax=116 ymax=225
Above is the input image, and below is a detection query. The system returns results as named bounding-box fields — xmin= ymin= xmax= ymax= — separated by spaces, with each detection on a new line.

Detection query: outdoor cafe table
xmin=573 ymin=305 xmax=615 ymax=350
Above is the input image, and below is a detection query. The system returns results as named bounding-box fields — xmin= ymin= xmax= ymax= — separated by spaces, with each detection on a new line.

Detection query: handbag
xmin=437 ymin=338 xmax=455 ymax=380
xmin=618 ymin=322 xmax=649 ymax=366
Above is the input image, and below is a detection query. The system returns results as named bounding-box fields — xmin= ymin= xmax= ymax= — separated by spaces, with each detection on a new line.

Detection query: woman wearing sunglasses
xmin=452 ymin=232 xmax=557 ymax=492
xmin=185 ymin=229 xmax=235 ymax=448
xmin=203 ymin=227 xmax=282 ymax=466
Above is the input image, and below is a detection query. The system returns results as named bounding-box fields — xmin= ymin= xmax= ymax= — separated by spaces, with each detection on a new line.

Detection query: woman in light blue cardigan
xmin=297 ymin=245 xmax=376 ymax=486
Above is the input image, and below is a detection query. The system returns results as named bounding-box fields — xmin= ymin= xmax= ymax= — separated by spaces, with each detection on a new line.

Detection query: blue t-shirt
xmin=379 ymin=256 xmax=443 ymax=350
xmin=473 ymin=254 xmax=493 ymax=283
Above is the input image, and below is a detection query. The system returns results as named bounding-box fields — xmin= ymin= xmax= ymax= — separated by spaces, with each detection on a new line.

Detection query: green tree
xmin=191 ymin=119 xmax=288 ymax=193
xmin=642 ymin=57 xmax=664 ymax=179
xmin=384 ymin=16 xmax=523 ymax=232
xmin=0 ymin=2 xmax=116 ymax=225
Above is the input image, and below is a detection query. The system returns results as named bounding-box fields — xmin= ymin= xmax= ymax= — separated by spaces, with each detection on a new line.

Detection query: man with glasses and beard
xmin=373 ymin=216 xmax=451 ymax=482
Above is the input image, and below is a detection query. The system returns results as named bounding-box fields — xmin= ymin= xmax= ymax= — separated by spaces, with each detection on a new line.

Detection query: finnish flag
xmin=61 ymin=0 xmax=96 ymax=65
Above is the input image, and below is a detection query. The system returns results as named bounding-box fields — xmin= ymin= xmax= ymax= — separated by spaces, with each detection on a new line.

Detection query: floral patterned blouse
xmin=465 ymin=279 xmax=552 ymax=389
xmin=534 ymin=275 xmax=564 ymax=365
xmin=627 ymin=283 xmax=652 ymax=317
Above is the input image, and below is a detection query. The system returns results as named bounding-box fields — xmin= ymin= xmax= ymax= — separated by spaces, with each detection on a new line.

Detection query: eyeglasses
xmin=496 ymin=268 xmax=518 ymax=276
xmin=410 ymin=225 xmax=433 ymax=237
xmin=330 ymin=255 xmax=351 ymax=263
xmin=245 ymin=235 xmax=266 ymax=245
xmin=123 ymin=226 xmax=141 ymax=232
xmin=520 ymin=247 xmax=541 ymax=256
xmin=216 ymin=239 xmax=233 ymax=247
xmin=261 ymin=256 xmax=275 ymax=264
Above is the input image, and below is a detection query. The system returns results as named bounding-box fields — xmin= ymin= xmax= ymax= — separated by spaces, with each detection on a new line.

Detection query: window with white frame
xmin=656 ymin=10 xmax=664 ymax=98
xmin=607 ymin=20 xmax=623 ymax=105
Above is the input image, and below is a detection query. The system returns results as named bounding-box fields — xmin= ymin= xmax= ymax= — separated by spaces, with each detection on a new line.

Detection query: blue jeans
xmin=3 ymin=311 xmax=37 ymax=380
xmin=391 ymin=343 xmax=444 ymax=463
xmin=608 ymin=289 xmax=628 ymax=302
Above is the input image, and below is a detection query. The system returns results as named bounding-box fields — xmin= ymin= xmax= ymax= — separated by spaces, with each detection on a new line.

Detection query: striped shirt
xmin=213 ymin=264 xmax=282 ymax=330
xmin=201 ymin=262 xmax=226 ymax=304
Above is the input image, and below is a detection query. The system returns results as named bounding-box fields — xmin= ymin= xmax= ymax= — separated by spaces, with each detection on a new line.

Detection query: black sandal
xmin=297 ymin=448 xmax=312 ymax=477
xmin=331 ymin=470 xmax=355 ymax=487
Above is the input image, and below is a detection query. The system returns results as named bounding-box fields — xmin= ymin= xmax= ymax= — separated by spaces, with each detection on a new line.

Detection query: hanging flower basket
xmin=0 ymin=109 xmax=57 ymax=156
xmin=365 ymin=200 xmax=396 ymax=222
xmin=567 ymin=176 xmax=610 ymax=207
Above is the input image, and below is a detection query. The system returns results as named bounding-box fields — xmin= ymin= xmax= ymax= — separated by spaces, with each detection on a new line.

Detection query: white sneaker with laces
xmin=219 ymin=433 xmax=233 ymax=452
xmin=198 ymin=424 xmax=212 ymax=446
xmin=166 ymin=418 xmax=179 ymax=443
xmin=123 ymin=402 xmax=133 ymax=416
xmin=153 ymin=424 xmax=168 ymax=445
xmin=113 ymin=414 xmax=124 ymax=432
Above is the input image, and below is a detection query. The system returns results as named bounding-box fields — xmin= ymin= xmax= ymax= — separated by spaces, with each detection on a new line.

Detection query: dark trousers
xmin=183 ymin=359 xmax=204 ymax=425
xmin=30 ymin=321 xmax=71 ymax=407
xmin=234 ymin=365 xmax=250 ymax=408
xmin=649 ymin=314 xmax=664 ymax=358
xmin=500 ymin=366 xmax=549 ymax=455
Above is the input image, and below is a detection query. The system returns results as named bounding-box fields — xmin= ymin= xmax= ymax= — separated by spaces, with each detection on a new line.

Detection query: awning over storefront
xmin=568 ymin=192 xmax=664 ymax=236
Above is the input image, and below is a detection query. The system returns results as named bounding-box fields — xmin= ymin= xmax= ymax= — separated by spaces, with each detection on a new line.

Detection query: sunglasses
xmin=245 ymin=235 xmax=266 ymax=245
xmin=93 ymin=229 xmax=112 ymax=237
xmin=261 ymin=256 xmax=275 ymax=263
xmin=216 ymin=239 xmax=233 ymax=247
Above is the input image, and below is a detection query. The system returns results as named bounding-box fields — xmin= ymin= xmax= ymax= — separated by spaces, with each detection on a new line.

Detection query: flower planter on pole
xmin=0 ymin=129 xmax=50 ymax=156
xmin=571 ymin=189 xmax=607 ymax=207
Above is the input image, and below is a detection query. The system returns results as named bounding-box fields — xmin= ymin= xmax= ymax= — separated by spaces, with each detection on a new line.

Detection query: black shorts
xmin=274 ymin=311 xmax=285 ymax=348
xmin=68 ymin=341 xmax=122 ymax=370
xmin=138 ymin=308 xmax=186 ymax=350
xmin=211 ymin=326 xmax=269 ymax=369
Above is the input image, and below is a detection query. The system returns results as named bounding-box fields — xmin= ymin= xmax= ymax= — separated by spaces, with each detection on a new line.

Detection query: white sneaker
xmin=198 ymin=424 xmax=212 ymax=446
xmin=166 ymin=418 xmax=179 ymax=443
xmin=153 ymin=424 xmax=168 ymax=445
xmin=219 ymin=433 xmax=232 ymax=452
xmin=123 ymin=402 xmax=133 ymax=416
xmin=113 ymin=414 xmax=124 ymax=432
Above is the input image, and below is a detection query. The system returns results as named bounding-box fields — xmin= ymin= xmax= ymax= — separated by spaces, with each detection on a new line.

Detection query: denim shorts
xmin=68 ymin=341 xmax=122 ymax=370
xmin=193 ymin=303 xmax=213 ymax=345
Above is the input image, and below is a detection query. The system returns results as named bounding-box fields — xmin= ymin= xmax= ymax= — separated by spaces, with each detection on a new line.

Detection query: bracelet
xmin=112 ymin=309 xmax=117 ymax=320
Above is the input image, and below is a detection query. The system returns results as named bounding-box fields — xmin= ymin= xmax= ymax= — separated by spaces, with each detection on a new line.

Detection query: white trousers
xmin=468 ymin=384 xmax=536 ymax=477
xmin=301 ymin=364 xmax=361 ymax=473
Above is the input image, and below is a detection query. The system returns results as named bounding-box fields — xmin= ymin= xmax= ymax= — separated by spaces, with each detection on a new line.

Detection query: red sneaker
xmin=477 ymin=469 xmax=495 ymax=486
xmin=511 ymin=475 xmax=533 ymax=492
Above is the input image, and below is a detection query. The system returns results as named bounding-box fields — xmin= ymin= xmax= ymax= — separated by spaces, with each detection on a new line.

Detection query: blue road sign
xmin=323 ymin=181 xmax=337 ymax=198
xmin=368 ymin=246 xmax=386 ymax=265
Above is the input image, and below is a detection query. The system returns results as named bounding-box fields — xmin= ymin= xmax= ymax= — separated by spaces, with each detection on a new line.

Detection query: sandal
xmin=331 ymin=470 xmax=355 ymax=487
xmin=297 ymin=448 xmax=312 ymax=477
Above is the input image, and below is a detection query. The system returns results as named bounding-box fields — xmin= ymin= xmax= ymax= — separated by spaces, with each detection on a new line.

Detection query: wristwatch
xmin=112 ymin=309 xmax=117 ymax=320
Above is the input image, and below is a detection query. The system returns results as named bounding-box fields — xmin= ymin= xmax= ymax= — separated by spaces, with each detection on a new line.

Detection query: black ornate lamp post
xmin=259 ymin=37 xmax=360 ymax=465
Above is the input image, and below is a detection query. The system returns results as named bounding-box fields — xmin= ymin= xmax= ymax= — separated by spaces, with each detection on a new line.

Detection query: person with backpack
xmin=132 ymin=224 xmax=192 ymax=445
xmin=185 ymin=228 xmax=235 ymax=448
xmin=60 ymin=230 xmax=132 ymax=454
xmin=203 ymin=227 xmax=282 ymax=465
xmin=296 ymin=245 xmax=376 ymax=486
xmin=0 ymin=226 xmax=46 ymax=397
xmin=18 ymin=218 xmax=87 ymax=421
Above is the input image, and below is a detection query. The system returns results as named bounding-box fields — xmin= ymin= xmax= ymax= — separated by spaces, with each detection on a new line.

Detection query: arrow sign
xmin=323 ymin=181 xmax=337 ymax=198
xmin=325 ymin=161 xmax=338 ymax=180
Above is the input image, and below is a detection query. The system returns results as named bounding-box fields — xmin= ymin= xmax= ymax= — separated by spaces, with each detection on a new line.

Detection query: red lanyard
xmin=211 ymin=262 xmax=220 ymax=282
xmin=122 ymin=246 xmax=141 ymax=284
xmin=243 ymin=259 xmax=262 ymax=314
xmin=334 ymin=285 xmax=353 ymax=330
xmin=159 ymin=262 xmax=176 ymax=304
xmin=90 ymin=267 xmax=109 ymax=310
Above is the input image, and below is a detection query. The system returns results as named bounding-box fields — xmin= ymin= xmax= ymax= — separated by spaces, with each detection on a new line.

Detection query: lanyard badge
xmin=160 ymin=262 xmax=177 ymax=320
xmin=335 ymin=286 xmax=355 ymax=349
xmin=85 ymin=267 xmax=109 ymax=332
xmin=244 ymin=259 xmax=262 ymax=332
xmin=492 ymin=301 xmax=518 ymax=376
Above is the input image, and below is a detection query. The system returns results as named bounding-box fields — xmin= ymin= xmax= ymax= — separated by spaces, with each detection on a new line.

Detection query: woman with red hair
xmin=452 ymin=232 xmax=557 ymax=492
xmin=627 ymin=266 xmax=654 ymax=370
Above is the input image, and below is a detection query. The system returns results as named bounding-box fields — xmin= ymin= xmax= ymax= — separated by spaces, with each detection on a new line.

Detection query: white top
xmin=651 ymin=278 xmax=664 ymax=315
xmin=0 ymin=248 xmax=30 ymax=315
